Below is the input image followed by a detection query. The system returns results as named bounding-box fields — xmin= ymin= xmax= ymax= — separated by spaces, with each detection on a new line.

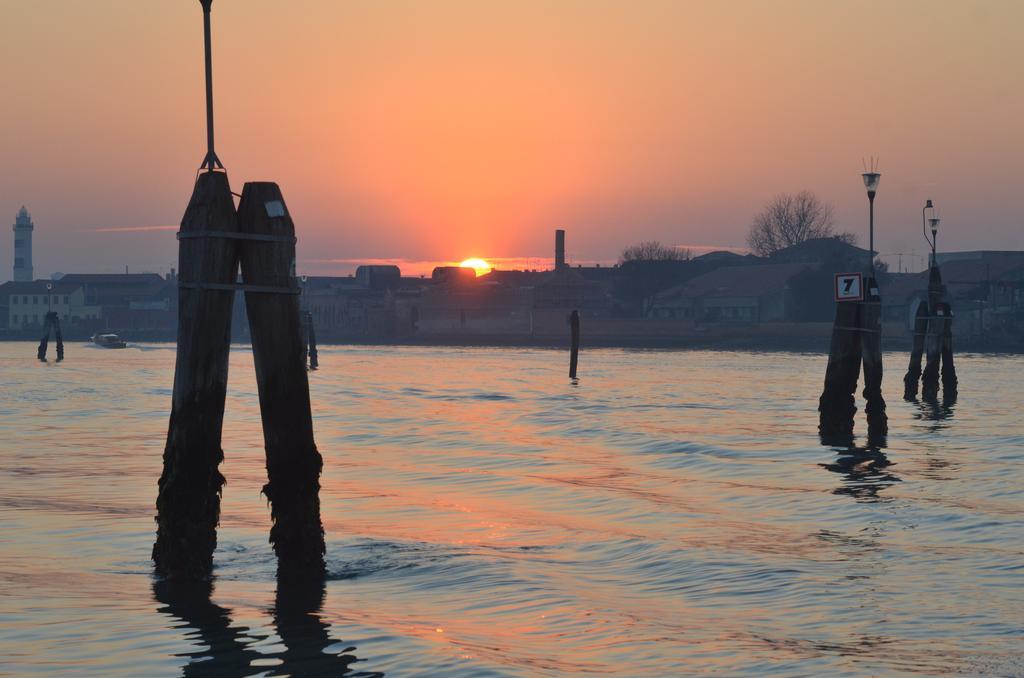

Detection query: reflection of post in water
xmin=154 ymin=574 xmax=376 ymax=677
xmin=153 ymin=579 xmax=264 ymax=677
xmin=272 ymin=574 xmax=376 ymax=677
xmin=903 ymin=300 xmax=928 ymax=400
xmin=916 ymin=394 xmax=957 ymax=424
xmin=820 ymin=445 xmax=899 ymax=500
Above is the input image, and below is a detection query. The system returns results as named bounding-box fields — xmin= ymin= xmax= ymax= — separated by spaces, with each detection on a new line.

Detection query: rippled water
xmin=1 ymin=342 xmax=1022 ymax=676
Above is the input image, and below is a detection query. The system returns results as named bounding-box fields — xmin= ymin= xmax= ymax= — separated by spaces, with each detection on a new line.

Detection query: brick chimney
xmin=555 ymin=229 xmax=566 ymax=270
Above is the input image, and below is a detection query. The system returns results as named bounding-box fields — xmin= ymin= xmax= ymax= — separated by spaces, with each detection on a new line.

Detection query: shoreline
xmin=3 ymin=331 xmax=1022 ymax=354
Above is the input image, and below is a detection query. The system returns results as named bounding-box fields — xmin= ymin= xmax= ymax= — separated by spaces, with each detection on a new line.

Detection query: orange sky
xmin=1 ymin=0 xmax=1022 ymax=278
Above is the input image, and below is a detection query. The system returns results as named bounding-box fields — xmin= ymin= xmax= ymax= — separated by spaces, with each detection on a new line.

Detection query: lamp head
xmin=862 ymin=172 xmax=881 ymax=195
xmin=924 ymin=199 xmax=933 ymax=209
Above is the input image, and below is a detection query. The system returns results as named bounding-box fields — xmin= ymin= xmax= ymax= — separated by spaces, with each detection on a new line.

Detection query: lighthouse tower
xmin=12 ymin=206 xmax=34 ymax=282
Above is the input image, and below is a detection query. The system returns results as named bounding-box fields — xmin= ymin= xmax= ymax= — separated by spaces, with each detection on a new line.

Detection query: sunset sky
xmin=1 ymin=0 xmax=1022 ymax=278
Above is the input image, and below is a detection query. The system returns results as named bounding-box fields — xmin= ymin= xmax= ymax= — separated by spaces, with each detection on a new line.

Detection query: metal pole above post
xmin=868 ymin=192 xmax=875 ymax=274
xmin=199 ymin=0 xmax=223 ymax=172
xmin=861 ymin=170 xmax=880 ymax=274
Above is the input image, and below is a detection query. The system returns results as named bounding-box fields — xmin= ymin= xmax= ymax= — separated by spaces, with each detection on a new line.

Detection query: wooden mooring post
xmin=153 ymin=171 xmax=239 ymax=579
xmin=36 ymin=311 xmax=64 ymax=362
xmin=906 ymin=264 xmax=958 ymax=402
xmin=819 ymin=270 xmax=887 ymax=443
xmin=919 ymin=265 xmax=958 ymax=401
xmin=902 ymin=300 xmax=928 ymax=400
xmin=818 ymin=285 xmax=861 ymax=443
xmin=238 ymin=183 xmax=325 ymax=575
xmin=569 ymin=309 xmax=580 ymax=379
xmin=940 ymin=299 xmax=958 ymax=398
xmin=860 ymin=277 xmax=887 ymax=438
xmin=305 ymin=311 xmax=319 ymax=371
xmin=154 ymin=0 xmax=324 ymax=580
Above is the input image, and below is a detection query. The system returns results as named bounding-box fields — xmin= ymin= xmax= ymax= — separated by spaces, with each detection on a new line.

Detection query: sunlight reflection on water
xmin=1 ymin=343 xmax=1022 ymax=676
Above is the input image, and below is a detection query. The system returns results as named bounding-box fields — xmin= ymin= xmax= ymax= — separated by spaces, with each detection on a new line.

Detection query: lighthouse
xmin=12 ymin=206 xmax=34 ymax=282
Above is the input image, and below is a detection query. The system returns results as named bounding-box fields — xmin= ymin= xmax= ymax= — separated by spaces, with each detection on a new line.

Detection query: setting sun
xmin=459 ymin=258 xmax=492 ymax=276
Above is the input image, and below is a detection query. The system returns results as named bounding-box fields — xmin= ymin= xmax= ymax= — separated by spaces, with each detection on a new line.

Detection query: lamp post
xmin=862 ymin=171 xmax=881 ymax=274
xmin=922 ymin=199 xmax=933 ymax=258
xmin=46 ymin=282 xmax=52 ymax=313
xmin=922 ymin=200 xmax=940 ymax=267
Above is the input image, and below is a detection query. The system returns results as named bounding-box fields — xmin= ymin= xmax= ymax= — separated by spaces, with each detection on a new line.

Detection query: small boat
xmin=91 ymin=333 xmax=127 ymax=349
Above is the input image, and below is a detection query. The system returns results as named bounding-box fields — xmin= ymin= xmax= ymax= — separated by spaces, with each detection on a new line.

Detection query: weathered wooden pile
xmin=153 ymin=174 xmax=325 ymax=580
xmin=905 ymin=264 xmax=958 ymax=401
xmin=36 ymin=311 xmax=64 ymax=363
xmin=153 ymin=0 xmax=323 ymax=581
xmin=818 ymin=275 xmax=887 ymax=444
xmin=569 ymin=309 xmax=580 ymax=380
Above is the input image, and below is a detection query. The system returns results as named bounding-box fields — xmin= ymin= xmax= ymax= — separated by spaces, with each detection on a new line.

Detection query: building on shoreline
xmin=648 ymin=262 xmax=815 ymax=322
xmin=0 ymin=272 xmax=175 ymax=335
xmin=881 ymin=251 xmax=1024 ymax=341
xmin=0 ymin=280 xmax=101 ymax=330
xmin=57 ymin=273 xmax=177 ymax=332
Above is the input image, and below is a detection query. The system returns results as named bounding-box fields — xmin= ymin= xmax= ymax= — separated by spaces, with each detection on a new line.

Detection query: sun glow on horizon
xmin=459 ymin=258 xmax=492 ymax=276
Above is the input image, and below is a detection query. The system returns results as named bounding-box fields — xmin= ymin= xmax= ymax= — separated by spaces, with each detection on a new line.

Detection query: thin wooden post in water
xmin=153 ymin=171 xmax=239 ymax=580
xmin=569 ymin=309 xmax=580 ymax=379
xmin=940 ymin=301 xmax=958 ymax=397
xmin=903 ymin=300 xmax=928 ymax=400
xmin=53 ymin=314 xmax=64 ymax=362
xmin=860 ymin=277 xmax=887 ymax=438
xmin=921 ymin=266 xmax=943 ymax=401
xmin=37 ymin=312 xmax=54 ymax=361
xmin=306 ymin=311 xmax=319 ymax=371
xmin=818 ymin=295 xmax=861 ymax=443
xmin=237 ymin=182 xmax=325 ymax=576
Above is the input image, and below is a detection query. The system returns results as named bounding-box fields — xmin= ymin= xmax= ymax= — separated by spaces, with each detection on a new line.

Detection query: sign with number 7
xmin=834 ymin=272 xmax=864 ymax=302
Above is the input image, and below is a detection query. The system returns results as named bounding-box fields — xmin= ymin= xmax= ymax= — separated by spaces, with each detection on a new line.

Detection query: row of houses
xmin=4 ymin=239 xmax=1022 ymax=346
xmin=0 ymin=273 xmax=176 ymax=333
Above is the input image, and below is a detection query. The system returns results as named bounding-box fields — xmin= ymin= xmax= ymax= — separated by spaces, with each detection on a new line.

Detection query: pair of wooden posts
xmin=37 ymin=311 xmax=64 ymax=362
xmin=818 ymin=275 xmax=887 ymax=443
xmin=153 ymin=171 xmax=324 ymax=580
xmin=903 ymin=265 xmax=957 ymax=401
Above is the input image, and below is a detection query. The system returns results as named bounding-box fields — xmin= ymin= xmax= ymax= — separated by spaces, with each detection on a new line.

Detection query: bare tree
xmin=747 ymin=191 xmax=855 ymax=256
xmin=619 ymin=240 xmax=692 ymax=263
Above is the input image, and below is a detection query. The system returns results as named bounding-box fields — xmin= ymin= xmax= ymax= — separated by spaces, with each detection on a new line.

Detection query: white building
xmin=12 ymin=206 xmax=34 ymax=282
xmin=1 ymin=280 xmax=101 ymax=330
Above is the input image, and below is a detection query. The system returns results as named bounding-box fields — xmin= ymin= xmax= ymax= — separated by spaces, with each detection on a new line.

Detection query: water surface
xmin=1 ymin=343 xmax=1022 ymax=675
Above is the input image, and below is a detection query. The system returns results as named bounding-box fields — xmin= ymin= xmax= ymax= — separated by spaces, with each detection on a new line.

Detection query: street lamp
xmin=46 ymin=282 xmax=52 ymax=313
xmin=922 ymin=200 xmax=940 ymax=267
xmin=862 ymin=170 xmax=881 ymax=274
